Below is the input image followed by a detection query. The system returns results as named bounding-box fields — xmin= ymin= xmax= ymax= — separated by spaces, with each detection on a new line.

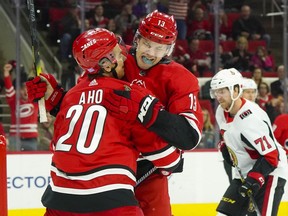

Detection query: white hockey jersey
xmin=216 ymin=99 xmax=288 ymax=180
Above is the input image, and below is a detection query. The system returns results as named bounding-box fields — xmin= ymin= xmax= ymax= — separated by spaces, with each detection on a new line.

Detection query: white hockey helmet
xmin=242 ymin=78 xmax=258 ymax=102
xmin=210 ymin=68 xmax=243 ymax=98
xmin=242 ymin=78 xmax=257 ymax=90
xmin=210 ymin=68 xmax=243 ymax=112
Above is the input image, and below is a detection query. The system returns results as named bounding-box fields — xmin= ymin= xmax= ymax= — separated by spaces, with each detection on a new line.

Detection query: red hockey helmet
xmin=72 ymin=28 xmax=118 ymax=74
xmin=137 ymin=10 xmax=178 ymax=45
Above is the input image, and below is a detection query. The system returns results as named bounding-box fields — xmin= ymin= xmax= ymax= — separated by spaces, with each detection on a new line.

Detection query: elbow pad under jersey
xmin=149 ymin=110 xmax=200 ymax=150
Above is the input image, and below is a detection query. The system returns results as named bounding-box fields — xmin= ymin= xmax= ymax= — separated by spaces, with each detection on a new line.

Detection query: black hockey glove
xmin=104 ymin=87 xmax=163 ymax=127
xmin=239 ymin=174 xmax=264 ymax=198
xmin=218 ymin=141 xmax=234 ymax=167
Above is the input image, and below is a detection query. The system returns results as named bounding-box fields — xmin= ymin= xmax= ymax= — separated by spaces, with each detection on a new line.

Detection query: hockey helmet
xmin=241 ymin=78 xmax=258 ymax=102
xmin=135 ymin=10 xmax=177 ymax=56
xmin=242 ymin=78 xmax=257 ymax=90
xmin=72 ymin=28 xmax=126 ymax=74
xmin=210 ymin=68 xmax=243 ymax=99
xmin=138 ymin=10 xmax=177 ymax=45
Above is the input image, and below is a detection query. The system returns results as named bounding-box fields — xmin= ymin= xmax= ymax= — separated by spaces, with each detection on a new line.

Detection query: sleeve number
xmin=189 ymin=93 xmax=197 ymax=111
xmin=254 ymin=136 xmax=272 ymax=151
xmin=55 ymin=105 xmax=107 ymax=154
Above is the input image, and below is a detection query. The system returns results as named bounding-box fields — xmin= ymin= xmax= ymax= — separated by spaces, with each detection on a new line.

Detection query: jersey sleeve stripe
xmin=180 ymin=112 xmax=202 ymax=144
xmin=142 ymin=146 xmax=177 ymax=161
xmin=156 ymin=155 xmax=181 ymax=169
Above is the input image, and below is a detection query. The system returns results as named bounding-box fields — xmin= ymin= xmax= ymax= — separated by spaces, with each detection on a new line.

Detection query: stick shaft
xmin=136 ymin=166 xmax=157 ymax=186
xmin=235 ymin=166 xmax=262 ymax=216
xmin=26 ymin=0 xmax=47 ymax=122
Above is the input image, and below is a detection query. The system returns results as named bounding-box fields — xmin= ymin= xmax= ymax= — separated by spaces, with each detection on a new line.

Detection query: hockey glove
xmin=104 ymin=87 xmax=162 ymax=127
xmin=26 ymin=73 xmax=64 ymax=111
xmin=239 ymin=172 xmax=264 ymax=198
xmin=218 ymin=140 xmax=234 ymax=167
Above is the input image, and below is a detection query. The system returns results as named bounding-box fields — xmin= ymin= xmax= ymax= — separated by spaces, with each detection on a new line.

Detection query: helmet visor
xmin=210 ymin=88 xmax=229 ymax=99
xmin=98 ymin=37 xmax=127 ymax=68
xmin=137 ymin=37 xmax=172 ymax=58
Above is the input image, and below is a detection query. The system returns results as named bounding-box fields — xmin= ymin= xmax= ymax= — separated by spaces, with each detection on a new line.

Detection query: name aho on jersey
xmin=78 ymin=89 xmax=103 ymax=104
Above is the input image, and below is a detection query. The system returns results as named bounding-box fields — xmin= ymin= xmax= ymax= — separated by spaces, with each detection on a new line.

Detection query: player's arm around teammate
xmin=35 ymin=28 xmax=182 ymax=216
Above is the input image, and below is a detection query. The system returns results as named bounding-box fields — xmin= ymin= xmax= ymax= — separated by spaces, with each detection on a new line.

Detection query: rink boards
xmin=7 ymin=151 xmax=288 ymax=216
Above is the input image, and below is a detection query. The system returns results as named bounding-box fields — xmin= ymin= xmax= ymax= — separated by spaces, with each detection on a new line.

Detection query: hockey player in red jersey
xmin=211 ymin=68 xmax=288 ymax=216
xmin=27 ymin=11 xmax=203 ymax=215
xmin=120 ymin=11 xmax=203 ymax=215
xmin=273 ymin=113 xmax=288 ymax=155
xmin=39 ymin=28 xmax=181 ymax=216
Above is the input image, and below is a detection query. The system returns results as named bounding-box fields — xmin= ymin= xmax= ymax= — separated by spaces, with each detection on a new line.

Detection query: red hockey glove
xmin=26 ymin=76 xmax=47 ymax=101
xmin=239 ymin=172 xmax=264 ymax=198
xmin=104 ymin=87 xmax=163 ymax=127
xmin=218 ymin=140 xmax=234 ymax=167
xmin=26 ymin=73 xmax=64 ymax=111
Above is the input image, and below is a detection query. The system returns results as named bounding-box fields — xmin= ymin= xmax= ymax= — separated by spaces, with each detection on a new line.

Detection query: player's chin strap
xmin=99 ymin=63 xmax=119 ymax=79
xmin=224 ymin=88 xmax=242 ymax=112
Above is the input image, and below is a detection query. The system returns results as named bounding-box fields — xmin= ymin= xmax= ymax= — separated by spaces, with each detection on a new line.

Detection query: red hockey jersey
xmin=124 ymin=51 xmax=203 ymax=145
xmin=42 ymin=77 xmax=181 ymax=213
xmin=273 ymin=114 xmax=288 ymax=155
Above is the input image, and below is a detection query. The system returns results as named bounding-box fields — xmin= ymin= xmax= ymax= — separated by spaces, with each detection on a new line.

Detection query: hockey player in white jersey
xmin=211 ymin=68 xmax=288 ymax=216
xmin=220 ymin=78 xmax=259 ymax=184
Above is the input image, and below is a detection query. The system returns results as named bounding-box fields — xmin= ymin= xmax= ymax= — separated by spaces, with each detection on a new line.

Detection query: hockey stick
xmin=136 ymin=166 xmax=157 ymax=187
xmin=226 ymin=145 xmax=261 ymax=215
xmin=26 ymin=0 xmax=47 ymax=122
xmin=235 ymin=165 xmax=262 ymax=216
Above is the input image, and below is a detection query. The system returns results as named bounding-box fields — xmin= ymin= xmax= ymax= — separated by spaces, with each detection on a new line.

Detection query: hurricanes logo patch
xmin=131 ymin=79 xmax=146 ymax=88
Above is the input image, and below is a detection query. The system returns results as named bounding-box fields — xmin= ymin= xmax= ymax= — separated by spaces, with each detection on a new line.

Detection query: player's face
xmin=242 ymin=89 xmax=257 ymax=102
xmin=100 ymin=44 xmax=126 ymax=79
xmin=135 ymin=37 xmax=170 ymax=70
xmin=212 ymin=87 xmax=233 ymax=110
xmin=113 ymin=44 xmax=126 ymax=78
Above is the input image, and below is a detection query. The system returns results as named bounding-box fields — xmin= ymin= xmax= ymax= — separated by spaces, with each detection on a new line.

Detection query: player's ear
xmin=233 ymin=85 xmax=240 ymax=96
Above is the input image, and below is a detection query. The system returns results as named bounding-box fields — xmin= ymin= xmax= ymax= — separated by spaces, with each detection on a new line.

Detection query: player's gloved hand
xmin=218 ymin=140 xmax=234 ymax=167
xmin=26 ymin=76 xmax=47 ymax=101
xmin=26 ymin=73 xmax=64 ymax=111
xmin=104 ymin=86 xmax=163 ymax=127
xmin=239 ymin=173 xmax=264 ymax=198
